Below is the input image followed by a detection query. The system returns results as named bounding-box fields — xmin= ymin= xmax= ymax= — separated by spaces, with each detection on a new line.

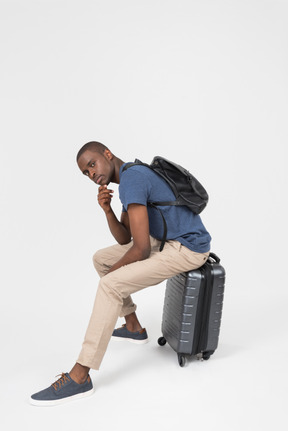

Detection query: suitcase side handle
xmin=208 ymin=252 xmax=220 ymax=263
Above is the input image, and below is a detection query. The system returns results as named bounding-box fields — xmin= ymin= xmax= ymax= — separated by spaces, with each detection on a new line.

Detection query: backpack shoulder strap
xmin=122 ymin=159 xmax=151 ymax=172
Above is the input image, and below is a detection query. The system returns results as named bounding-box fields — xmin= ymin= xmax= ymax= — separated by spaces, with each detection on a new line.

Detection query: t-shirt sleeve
xmin=119 ymin=168 xmax=152 ymax=211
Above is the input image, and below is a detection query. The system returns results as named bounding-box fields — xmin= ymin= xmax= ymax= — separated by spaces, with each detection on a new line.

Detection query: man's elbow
xmin=132 ymin=244 xmax=151 ymax=261
xmin=118 ymin=237 xmax=132 ymax=245
xmin=139 ymin=245 xmax=151 ymax=261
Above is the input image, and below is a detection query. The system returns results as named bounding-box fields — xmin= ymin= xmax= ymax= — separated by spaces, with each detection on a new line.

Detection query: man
xmin=30 ymin=141 xmax=211 ymax=406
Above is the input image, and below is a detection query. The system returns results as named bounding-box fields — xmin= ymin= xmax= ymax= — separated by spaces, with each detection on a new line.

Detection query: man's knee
xmin=92 ymin=249 xmax=107 ymax=275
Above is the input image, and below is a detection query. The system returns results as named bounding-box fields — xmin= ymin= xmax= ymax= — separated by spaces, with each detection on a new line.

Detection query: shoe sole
xmin=111 ymin=336 xmax=149 ymax=345
xmin=29 ymin=388 xmax=95 ymax=407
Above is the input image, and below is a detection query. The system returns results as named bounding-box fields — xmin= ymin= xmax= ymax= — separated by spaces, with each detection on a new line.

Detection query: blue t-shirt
xmin=119 ymin=163 xmax=211 ymax=253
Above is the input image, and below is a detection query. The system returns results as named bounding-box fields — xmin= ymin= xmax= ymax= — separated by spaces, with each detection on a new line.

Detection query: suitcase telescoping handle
xmin=208 ymin=252 xmax=220 ymax=263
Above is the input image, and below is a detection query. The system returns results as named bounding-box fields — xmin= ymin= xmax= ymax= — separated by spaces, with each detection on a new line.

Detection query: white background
xmin=0 ymin=0 xmax=287 ymax=429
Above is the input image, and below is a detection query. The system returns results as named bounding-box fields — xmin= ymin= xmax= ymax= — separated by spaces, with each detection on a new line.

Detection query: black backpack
xmin=122 ymin=156 xmax=209 ymax=251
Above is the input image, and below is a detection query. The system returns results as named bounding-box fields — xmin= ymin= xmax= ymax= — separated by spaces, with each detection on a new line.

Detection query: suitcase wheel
xmin=202 ymin=350 xmax=214 ymax=360
xmin=157 ymin=336 xmax=167 ymax=346
xmin=178 ymin=354 xmax=186 ymax=367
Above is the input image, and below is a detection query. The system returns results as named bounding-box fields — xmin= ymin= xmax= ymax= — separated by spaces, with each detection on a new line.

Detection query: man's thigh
xmin=101 ymin=239 xmax=209 ymax=298
xmin=92 ymin=241 xmax=133 ymax=276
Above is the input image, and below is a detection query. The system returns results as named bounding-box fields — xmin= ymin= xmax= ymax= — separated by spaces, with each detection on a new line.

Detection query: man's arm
xmin=107 ymin=203 xmax=151 ymax=273
xmin=98 ymin=185 xmax=131 ymax=244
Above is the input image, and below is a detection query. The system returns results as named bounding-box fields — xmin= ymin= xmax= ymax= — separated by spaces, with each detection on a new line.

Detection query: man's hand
xmin=97 ymin=185 xmax=131 ymax=244
xmin=97 ymin=185 xmax=114 ymax=214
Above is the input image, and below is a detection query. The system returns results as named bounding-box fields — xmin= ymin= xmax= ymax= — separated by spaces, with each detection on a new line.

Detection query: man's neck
xmin=112 ymin=157 xmax=125 ymax=184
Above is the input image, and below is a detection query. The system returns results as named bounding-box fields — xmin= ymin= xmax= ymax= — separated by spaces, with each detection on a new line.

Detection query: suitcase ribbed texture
xmin=160 ymin=256 xmax=225 ymax=363
xmin=162 ymin=271 xmax=202 ymax=354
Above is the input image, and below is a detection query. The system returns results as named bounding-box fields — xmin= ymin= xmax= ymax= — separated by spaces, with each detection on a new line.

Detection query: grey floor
xmin=1 ymin=277 xmax=287 ymax=431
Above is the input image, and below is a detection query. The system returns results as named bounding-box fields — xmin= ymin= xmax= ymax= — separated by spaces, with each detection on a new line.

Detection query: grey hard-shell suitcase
xmin=158 ymin=252 xmax=225 ymax=367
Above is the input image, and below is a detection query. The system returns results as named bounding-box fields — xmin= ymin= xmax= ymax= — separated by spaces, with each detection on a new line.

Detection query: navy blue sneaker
xmin=112 ymin=324 xmax=148 ymax=344
xmin=30 ymin=373 xmax=94 ymax=406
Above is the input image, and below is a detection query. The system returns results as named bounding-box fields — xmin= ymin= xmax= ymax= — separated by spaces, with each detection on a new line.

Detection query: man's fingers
xmin=97 ymin=184 xmax=114 ymax=209
xmin=98 ymin=190 xmax=114 ymax=199
xmin=98 ymin=185 xmax=114 ymax=194
xmin=98 ymin=188 xmax=114 ymax=206
xmin=98 ymin=196 xmax=112 ymax=203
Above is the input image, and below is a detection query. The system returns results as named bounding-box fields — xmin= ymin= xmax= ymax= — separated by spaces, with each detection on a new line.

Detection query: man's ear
xmin=104 ymin=149 xmax=113 ymax=160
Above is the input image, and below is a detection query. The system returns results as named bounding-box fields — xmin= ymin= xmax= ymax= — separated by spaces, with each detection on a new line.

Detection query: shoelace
xmin=52 ymin=373 xmax=70 ymax=391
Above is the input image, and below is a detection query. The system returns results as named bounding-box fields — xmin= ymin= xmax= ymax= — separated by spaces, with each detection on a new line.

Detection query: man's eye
xmin=91 ymin=162 xmax=95 ymax=167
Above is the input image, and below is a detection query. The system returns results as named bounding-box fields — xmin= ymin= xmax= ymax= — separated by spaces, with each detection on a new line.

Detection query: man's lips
xmin=94 ymin=175 xmax=103 ymax=184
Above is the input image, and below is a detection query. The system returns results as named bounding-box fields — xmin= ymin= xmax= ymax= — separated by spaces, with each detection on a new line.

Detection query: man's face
xmin=77 ymin=149 xmax=114 ymax=186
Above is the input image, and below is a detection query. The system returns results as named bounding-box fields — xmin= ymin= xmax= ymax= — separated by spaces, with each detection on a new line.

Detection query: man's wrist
xmin=104 ymin=207 xmax=114 ymax=217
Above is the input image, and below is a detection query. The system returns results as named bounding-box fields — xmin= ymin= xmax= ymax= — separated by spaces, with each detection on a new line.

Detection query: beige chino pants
xmin=77 ymin=236 xmax=209 ymax=370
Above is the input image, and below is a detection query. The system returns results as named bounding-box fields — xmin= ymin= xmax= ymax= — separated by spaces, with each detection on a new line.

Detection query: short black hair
xmin=76 ymin=141 xmax=108 ymax=161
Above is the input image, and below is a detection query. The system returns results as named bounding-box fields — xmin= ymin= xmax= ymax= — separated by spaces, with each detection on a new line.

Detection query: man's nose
xmin=88 ymin=169 xmax=96 ymax=180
